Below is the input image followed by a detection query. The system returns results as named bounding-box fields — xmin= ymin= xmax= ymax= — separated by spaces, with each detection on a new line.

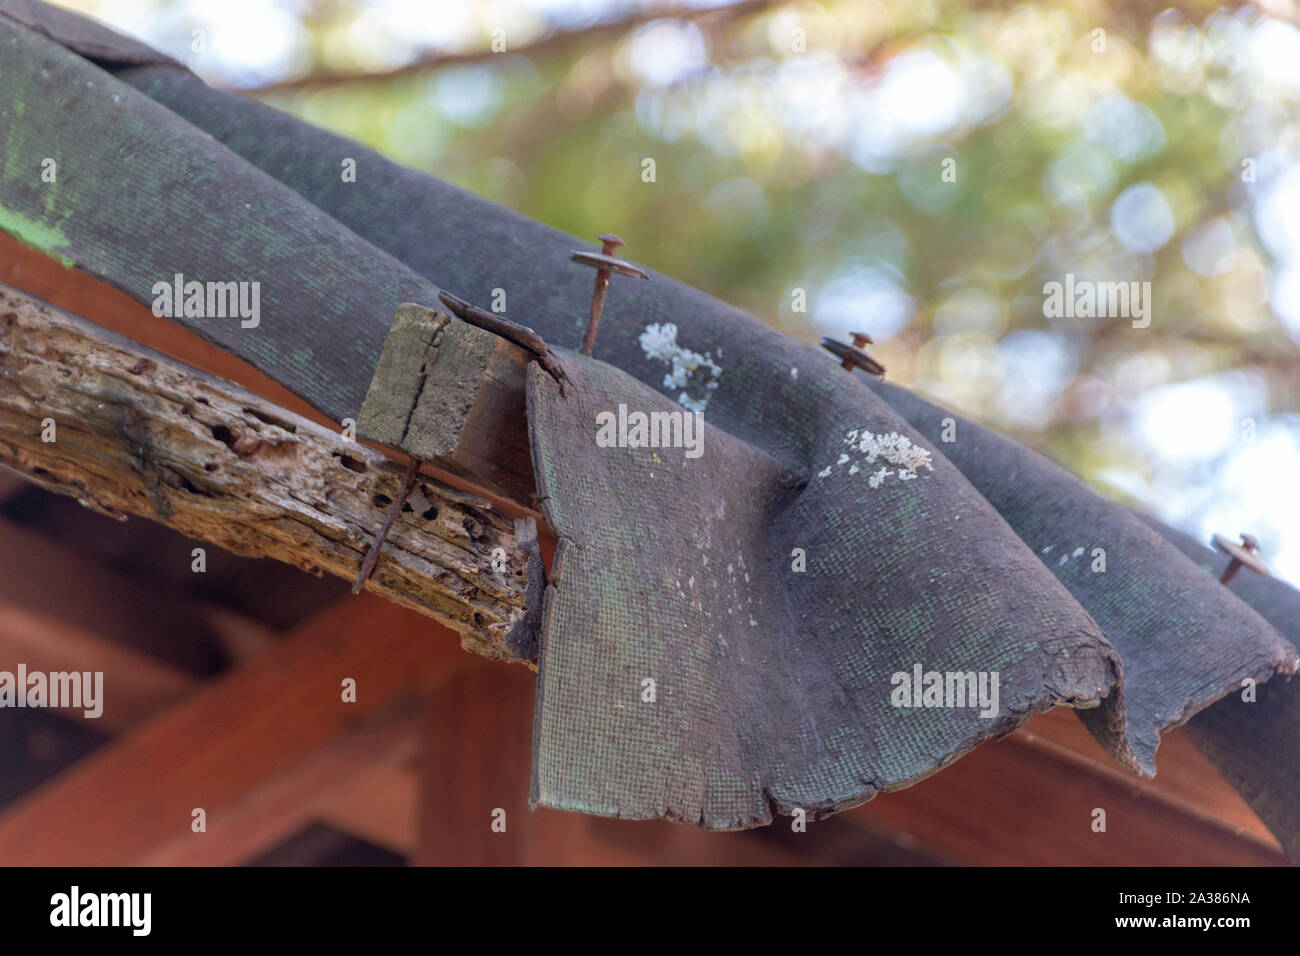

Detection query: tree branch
xmin=236 ymin=0 xmax=770 ymax=95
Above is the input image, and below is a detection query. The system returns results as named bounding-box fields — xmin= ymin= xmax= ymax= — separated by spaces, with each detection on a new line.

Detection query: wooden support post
xmin=416 ymin=659 xmax=539 ymax=865
xmin=416 ymin=659 xmax=611 ymax=865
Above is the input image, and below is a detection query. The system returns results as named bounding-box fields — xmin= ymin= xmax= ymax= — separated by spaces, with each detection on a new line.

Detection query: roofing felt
xmin=0 ymin=0 xmax=1295 ymax=845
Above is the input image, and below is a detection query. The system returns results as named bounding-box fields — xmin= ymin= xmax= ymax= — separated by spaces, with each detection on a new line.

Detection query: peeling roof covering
xmin=869 ymin=382 xmax=1298 ymax=777
xmin=527 ymin=354 xmax=1119 ymax=827
xmin=1 ymin=1 xmax=1295 ymax=842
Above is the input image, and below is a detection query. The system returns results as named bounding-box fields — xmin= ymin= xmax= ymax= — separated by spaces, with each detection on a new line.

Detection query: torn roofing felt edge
xmin=527 ymin=353 xmax=1122 ymax=828
xmin=3 ymin=2 xmax=1297 ymax=841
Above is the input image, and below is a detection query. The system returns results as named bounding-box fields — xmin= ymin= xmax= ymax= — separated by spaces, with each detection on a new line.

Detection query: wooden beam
xmin=0 ymin=517 xmax=234 ymax=674
xmin=856 ymin=718 xmax=1286 ymax=866
xmin=359 ymin=303 xmax=536 ymax=507
xmin=416 ymin=658 xmax=545 ymax=865
xmin=317 ymin=762 xmax=420 ymax=857
xmin=0 ymin=282 xmax=538 ymax=659
xmin=0 ymin=599 xmax=196 ymax=733
xmin=140 ymin=699 xmax=426 ymax=866
xmin=0 ymin=232 xmax=541 ymax=522
xmin=0 ymin=515 xmax=285 ymax=731
xmin=0 ymin=595 xmax=462 ymax=865
xmin=1013 ymin=707 xmax=1276 ymax=845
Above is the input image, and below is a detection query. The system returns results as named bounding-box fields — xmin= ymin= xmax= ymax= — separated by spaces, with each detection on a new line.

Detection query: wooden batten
xmin=359 ymin=304 xmax=536 ymax=508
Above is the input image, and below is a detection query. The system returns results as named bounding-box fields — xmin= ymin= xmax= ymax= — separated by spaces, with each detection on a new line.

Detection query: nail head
xmin=820 ymin=336 xmax=886 ymax=377
xmin=569 ymin=250 xmax=650 ymax=279
xmin=1212 ymin=533 xmax=1269 ymax=578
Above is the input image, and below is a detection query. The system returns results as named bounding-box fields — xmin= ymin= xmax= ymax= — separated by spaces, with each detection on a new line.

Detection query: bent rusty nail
xmin=436 ymin=289 xmax=570 ymax=392
xmin=352 ymin=457 xmax=421 ymax=594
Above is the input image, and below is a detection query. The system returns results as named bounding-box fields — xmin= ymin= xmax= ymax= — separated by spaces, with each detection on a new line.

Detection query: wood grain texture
xmin=358 ymin=303 xmax=448 ymax=449
xmin=0 ymin=232 xmax=543 ymax=527
xmin=0 ymin=282 xmax=536 ymax=659
xmin=360 ymin=303 xmax=538 ymax=507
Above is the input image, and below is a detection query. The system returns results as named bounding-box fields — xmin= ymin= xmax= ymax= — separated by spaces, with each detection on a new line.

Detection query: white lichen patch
xmin=638 ymin=322 xmax=722 ymax=413
xmin=817 ymin=428 xmax=934 ymax=488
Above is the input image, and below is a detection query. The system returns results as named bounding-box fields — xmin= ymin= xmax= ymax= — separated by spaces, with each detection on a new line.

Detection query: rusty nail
xmin=570 ymin=233 xmax=649 ymax=355
xmin=352 ymin=457 xmax=421 ymax=594
xmin=585 ymin=233 xmax=622 ymax=355
xmin=1213 ymin=532 xmax=1268 ymax=586
xmin=820 ymin=333 xmax=886 ymax=377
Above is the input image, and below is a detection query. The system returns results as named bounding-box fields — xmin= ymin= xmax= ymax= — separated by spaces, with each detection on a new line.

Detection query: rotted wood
xmin=0 ymin=282 xmax=539 ymax=662
xmin=359 ymin=302 xmax=537 ymax=508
